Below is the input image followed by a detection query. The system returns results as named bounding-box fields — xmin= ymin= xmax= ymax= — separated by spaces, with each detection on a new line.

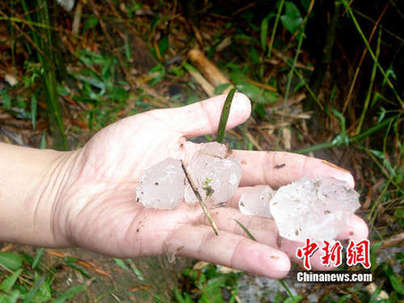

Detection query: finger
xmin=280 ymin=238 xmax=333 ymax=271
xmin=280 ymin=214 xmax=369 ymax=270
xmin=227 ymin=186 xmax=259 ymax=209
xmin=197 ymin=207 xmax=279 ymax=246
xmin=165 ymin=224 xmax=290 ymax=279
xmin=233 ymin=150 xmax=354 ymax=188
xmin=145 ymin=93 xmax=251 ymax=137
xmin=337 ymin=214 xmax=369 ymax=241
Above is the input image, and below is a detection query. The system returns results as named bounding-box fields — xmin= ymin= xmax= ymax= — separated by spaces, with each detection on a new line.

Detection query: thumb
xmin=144 ymin=93 xmax=251 ymax=138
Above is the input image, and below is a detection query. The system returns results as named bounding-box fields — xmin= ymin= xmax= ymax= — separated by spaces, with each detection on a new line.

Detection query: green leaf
xmin=127 ymin=259 xmax=145 ymax=281
xmin=280 ymin=2 xmax=302 ymax=34
xmin=0 ymin=252 xmax=23 ymax=271
xmin=1 ymin=88 xmax=11 ymax=108
xmin=113 ymin=258 xmax=130 ymax=272
xmin=83 ymin=16 xmax=99 ymax=33
xmin=260 ymin=14 xmax=274 ymax=50
xmin=214 ymin=83 xmax=231 ymax=95
xmin=23 ymin=274 xmax=50 ymax=303
xmin=216 ymin=88 xmax=236 ymax=143
xmin=53 ymin=285 xmax=87 ymax=303
xmin=0 ymin=290 xmax=20 ymax=303
xmin=40 ymin=133 xmax=47 ymax=149
xmin=389 ymin=274 xmax=404 ymax=295
xmin=31 ymin=95 xmax=37 ymax=130
xmin=0 ymin=269 xmax=23 ymax=292
xmin=284 ymin=295 xmax=303 ymax=303
xmin=234 ymin=220 xmax=256 ymax=241
xmin=158 ymin=36 xmax=169 ymax=57
xmin=32 ymin=248 xmax=45 ymax=269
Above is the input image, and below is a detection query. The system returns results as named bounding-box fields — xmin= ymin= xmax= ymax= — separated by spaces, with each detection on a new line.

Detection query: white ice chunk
xmin=136 ymin=158 xmax=185 ymax=209
xmin=270 ymin=178 xmax=360 ymax=241
xmin=184 ymin=153 xmax=242 ymax=206
xmin=198 ymin=142 xmax=228 ymax=159
xmin=238 ymin=185 xmax=275 ymax=218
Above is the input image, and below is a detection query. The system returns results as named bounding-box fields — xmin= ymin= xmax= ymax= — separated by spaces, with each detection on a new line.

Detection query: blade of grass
xmin=267 ymin=0 xmax=285 ymax=59
xmin=217 ymin=88 xmax=237 ymax=143
xmin=22 ymin=275 xmax=46 ymax=303
xmin=127 ymin=259 xmax=144 ymax=281
xmin=356 ymin=28 xmax=381 ymax=134
xmin=342 ymin=0 xmax=403 ymax=107
xmin=234 ymin=220 xmax=256 ymax=241
xmin=295 ymin=116 xmax=396 ymax=154
xmin=32 ymin=248 xmax=44 ymax=270
xmin=283 ymin=0 xmax=316 ymax=110
xmin=36 ymin=0 xmax=67 ymax=149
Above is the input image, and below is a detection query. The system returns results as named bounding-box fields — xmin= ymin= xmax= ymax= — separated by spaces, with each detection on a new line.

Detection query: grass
xmin=0 ymin=0 xmax=403 ymax=302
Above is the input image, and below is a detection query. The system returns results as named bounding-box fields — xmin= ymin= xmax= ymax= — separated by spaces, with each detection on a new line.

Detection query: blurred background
xmin=0 ymin=0 xmax=402 ymax=302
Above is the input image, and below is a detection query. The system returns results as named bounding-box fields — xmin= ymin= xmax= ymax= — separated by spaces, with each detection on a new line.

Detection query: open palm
xmin=54 ymin=94 xmax=368 ymax=278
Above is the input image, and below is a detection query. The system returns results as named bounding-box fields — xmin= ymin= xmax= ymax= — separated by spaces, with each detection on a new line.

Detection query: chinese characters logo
xmin=296 ymin=238 xmax=370 ymax=270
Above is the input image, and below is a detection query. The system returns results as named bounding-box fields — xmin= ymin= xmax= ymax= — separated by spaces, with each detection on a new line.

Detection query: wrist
xmin=0 ymin=143 xmax=81 ymax=247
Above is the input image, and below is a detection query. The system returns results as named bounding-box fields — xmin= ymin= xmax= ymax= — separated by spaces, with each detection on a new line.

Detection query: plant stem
xmin=181 ymin=162 xmax=219 ymax=235
xmin=356 ymin=29 xmax=381 ymax=134
xmin=295 ymin=116 xmax=396 ymax=154
xmin=267 ymin=0 xmax=285 ymax=59
xmin=342 ymin=0 xmax=403 ymax=107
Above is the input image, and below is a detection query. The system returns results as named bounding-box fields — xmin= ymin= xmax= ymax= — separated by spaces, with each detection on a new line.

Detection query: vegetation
xmin=0 ymin=0 xmax=402 ymax=302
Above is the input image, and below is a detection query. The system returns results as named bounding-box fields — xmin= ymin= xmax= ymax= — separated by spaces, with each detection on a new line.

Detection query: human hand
xmin=51 ymin=93 xmax=368 ymax=278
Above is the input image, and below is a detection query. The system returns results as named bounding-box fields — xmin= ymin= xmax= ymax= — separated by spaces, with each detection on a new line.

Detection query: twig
xmin=380 ymin=232 xmax=404 ymax=249
xmin=181 ymin=162 xmax=219 ymax=235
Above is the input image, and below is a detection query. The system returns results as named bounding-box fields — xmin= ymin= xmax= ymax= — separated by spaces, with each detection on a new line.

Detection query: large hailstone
xmin=136 ymin=158 xmax=185 ymax=209
xmin=184 ymin=143 xmax=242 ymax=206
xmin=269 ymin=178 xmax=360 ymax=241
xmin=239 ymin=185 xmax=274 ymax=218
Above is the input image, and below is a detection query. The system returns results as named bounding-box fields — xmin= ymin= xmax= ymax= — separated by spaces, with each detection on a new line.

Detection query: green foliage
xmin=70 ymin=49 xmax=130 ymax=129
xmin=217 ymin=88 xmax=236 ymax=143
xmin=280 ymin=2 xmax=303 ymax=34
xmin=0 ymin=250 xmax=86 ymax=302
xmin=0 ymin=252 xmax=23 ymax=271
xmin=175 ymin=264 xmax=240 ymax=303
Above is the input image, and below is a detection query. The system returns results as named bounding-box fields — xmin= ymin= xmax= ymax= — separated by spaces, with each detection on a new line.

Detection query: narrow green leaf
xmin=284 ymin=295 xmax=303 ymax=303
xmin=31 ymin=95 xmax=37 ymax=129
xmin=260 ymin=15 xmax=270 ymax=50
xmin=1 ymin=88 xmax=11 ymax=109
xmin=279 ymin=279 xmax=294 ymax=298
xmin=53 ymin=285 xmax=87 ymax=303
xmin=234 ymin=220 xmax=256 ymax=241
xmin=0 ymin=252 xmax=23 ymax=271
xmin=32 ymin=248 xmax=44 ymax=269
xmin=389 ymin=275 xmax=404 ymax=295
xmin=22 ymin=274 xmax=46 ymax=303
xmin=127 ymin=259 xmax=144 ymax=281
xmin=40 ymin=133 xmax=47 ymax=149
xmin=214 ymin=83 xmax=231 ymax=95
xmin=0 ymin=269 xmax=23 ymax=292
xmin=83 ymin=16 xmax=99 ymax=33
xmin=216 ymin=88 xmax=237 ymax=143
xmin=113 ymin=258 xmax=130 ymax=272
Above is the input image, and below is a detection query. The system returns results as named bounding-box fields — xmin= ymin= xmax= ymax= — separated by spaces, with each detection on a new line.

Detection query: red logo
xmin=296 ymin=238 xmax=319 ymax=270
xmin=346 ymin=240 xmax=371 ymax=269
xmin=296 ymin=238 xmax=370 ymax=270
